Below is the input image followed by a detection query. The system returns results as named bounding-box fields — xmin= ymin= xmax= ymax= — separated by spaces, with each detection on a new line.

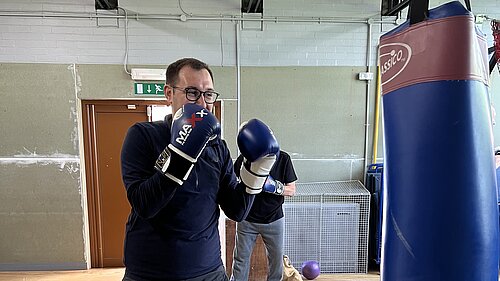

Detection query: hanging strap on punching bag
xmin=408 ymin=0 xmax=471 ymax=25
xmin=464 ymin=0 xmax=471 ymax=11
xmin=408 ymin=0 xmax=429 ymax=25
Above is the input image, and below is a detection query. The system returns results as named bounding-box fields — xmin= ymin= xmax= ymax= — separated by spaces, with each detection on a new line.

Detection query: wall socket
xmin=358 ymin=72 xmax=374 ymax=81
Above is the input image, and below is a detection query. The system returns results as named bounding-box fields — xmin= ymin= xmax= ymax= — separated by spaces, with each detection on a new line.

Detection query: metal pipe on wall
xmin=362 ymin=19 xmax=374 ymax=183
xmin=236 ymin=21 xmax=241 ymax=155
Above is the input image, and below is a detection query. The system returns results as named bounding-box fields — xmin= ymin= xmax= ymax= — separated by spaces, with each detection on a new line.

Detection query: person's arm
xmin=217 ymin=144 xmax=255 ymax=222
xmin=282 ymin=152 xmax=298 ymax=197
xmin=219 ymin=119 xmax=280 ymax=221
xmin=121 ymin=123 xmax=178 ymax=220
xmin=282 ymin=181 xmax=296 ymax=197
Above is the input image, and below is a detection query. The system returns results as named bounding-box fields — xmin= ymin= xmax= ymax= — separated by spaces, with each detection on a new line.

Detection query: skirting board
xmin=0 ymin=262 xmax=86 ymax=271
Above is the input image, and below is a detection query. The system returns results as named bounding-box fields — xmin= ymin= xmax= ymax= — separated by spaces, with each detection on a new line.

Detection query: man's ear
xmin=164 ymin=84 xmax=172 ymax=103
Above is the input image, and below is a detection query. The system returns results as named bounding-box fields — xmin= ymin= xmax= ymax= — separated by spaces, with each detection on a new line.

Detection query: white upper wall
xmin=0 ymin=0 xmax=498 ymax=66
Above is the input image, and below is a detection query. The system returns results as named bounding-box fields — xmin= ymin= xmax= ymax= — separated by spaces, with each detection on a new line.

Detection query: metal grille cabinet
xmin=283 ymin=180 xmax=370 ymax=274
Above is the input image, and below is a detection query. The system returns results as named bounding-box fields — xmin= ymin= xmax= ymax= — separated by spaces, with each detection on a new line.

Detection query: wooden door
xmin=83 ymin=100 xmax=221 ymax=268
xmin=83 ymin=101 xmax=151 ymax=267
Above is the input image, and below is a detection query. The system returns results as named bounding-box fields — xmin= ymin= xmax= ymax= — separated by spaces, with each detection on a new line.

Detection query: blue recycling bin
xmin=366 ymin=163 xmax=383 ymax=265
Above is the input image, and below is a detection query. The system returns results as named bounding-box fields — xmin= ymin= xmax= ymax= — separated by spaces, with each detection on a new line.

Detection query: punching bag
xmin=380 ymin=1 xmax=498 ymax=281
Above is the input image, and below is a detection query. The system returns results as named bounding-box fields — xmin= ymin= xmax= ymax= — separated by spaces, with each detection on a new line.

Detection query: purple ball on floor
xmin=301 ymin=260 xmax=320 ymax=280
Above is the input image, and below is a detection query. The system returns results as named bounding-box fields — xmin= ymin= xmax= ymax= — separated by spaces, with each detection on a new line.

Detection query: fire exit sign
xmin=135 ymin=83 xmax=164 ymax=95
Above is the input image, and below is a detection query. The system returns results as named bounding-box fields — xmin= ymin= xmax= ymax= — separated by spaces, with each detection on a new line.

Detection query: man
xmin=120 ymin=57 xmax=279 ymax=281
xmin=231 ymin=150 xmax=298 ymax=281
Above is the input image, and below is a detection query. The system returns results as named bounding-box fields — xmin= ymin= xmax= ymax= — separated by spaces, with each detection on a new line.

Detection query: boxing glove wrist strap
xmin=263 ymin=179 xmax=284 ymax=195
xmin=240 ymin=167 xmax=267 ymax=194
xmin=154 ymin=145 xmax=195 ymax=185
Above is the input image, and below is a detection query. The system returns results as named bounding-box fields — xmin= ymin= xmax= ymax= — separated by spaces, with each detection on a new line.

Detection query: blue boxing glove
xmin=263 ymin=175 xmax=285 ymax=195
xmin=155 ymin=103 xmax=221 ymax=185
xmin=237 ymin=119 xmax=279 ymax=194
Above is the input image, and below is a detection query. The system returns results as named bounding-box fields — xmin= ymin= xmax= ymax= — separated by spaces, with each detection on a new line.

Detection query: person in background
xmin=120 ymin=57 xmax=280 ymax=281
xmin=231 ymin=150 xmax=298 ymax=281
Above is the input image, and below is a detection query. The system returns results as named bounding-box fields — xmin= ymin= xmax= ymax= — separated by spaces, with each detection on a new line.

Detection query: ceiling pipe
xmin=0 ymin=10 xmax=397 ymax=25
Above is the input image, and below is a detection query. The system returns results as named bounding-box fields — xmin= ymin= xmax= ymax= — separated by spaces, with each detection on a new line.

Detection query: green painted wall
xmin=0 ymin=62 xmax=378 ymax=269
xmin=0 ymin=63 xmax=85 ymax=270
xmin=239 ymin=66 xmax=373 ymax=181
xmin=3 ymin=62 xmax=499 ymax=269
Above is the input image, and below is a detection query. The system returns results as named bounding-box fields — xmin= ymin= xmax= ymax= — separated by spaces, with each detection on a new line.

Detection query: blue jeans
xmin=230 ymin=218 xmax=284 ymax=281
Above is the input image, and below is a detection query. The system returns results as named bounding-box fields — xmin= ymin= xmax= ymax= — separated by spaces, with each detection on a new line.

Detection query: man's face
xmin=165 ymin=66 xmax=214 ymax=115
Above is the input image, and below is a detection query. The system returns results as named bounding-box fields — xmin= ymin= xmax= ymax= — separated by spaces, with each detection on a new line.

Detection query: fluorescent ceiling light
xmin=131 ymin=68 xmax=166 ymax=81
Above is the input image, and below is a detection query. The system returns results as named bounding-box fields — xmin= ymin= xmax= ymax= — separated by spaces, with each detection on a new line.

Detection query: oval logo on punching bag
xmin=379 ymin=43 xmax=412 ymax=87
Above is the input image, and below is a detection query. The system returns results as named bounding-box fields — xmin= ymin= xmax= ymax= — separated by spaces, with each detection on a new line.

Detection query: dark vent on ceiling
xmin=381 ymin=0 xmax=409 ymax=16
xmin=95 ymin=0 xmax=118 ymax=10
xmin=242 ymin=0 xmax=263 ymax=14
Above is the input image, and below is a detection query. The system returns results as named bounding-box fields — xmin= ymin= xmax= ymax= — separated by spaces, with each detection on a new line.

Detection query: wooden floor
xmin=0 ymin=268 xmax=381 ymax=281
xmin=1 ymin=268 xmax=499 ymax=281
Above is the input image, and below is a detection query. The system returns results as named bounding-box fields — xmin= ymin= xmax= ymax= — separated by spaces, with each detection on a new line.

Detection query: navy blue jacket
xmin=120 ymin=114 xmax=254 ymax=281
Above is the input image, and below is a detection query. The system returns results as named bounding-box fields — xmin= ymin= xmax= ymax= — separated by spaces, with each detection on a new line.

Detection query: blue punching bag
xmin=380 ymin=1 xmax=498 ymax=281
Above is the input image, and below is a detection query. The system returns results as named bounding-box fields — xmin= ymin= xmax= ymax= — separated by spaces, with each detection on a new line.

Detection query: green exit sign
xmin=135 ymin=83 xmax=164 ymax=95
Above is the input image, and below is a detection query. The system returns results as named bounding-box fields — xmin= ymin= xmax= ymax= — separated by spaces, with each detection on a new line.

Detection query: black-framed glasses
xmin=171 ymin=86 xmax=220 ymax=104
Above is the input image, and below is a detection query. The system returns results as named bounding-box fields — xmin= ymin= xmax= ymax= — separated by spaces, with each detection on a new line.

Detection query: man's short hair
xmin=166 ymin=58 xmax=214 ymax=85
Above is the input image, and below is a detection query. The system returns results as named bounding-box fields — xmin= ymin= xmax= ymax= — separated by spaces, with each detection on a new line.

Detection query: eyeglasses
xmin=171 ymin=86 xmax=220 ymax=104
